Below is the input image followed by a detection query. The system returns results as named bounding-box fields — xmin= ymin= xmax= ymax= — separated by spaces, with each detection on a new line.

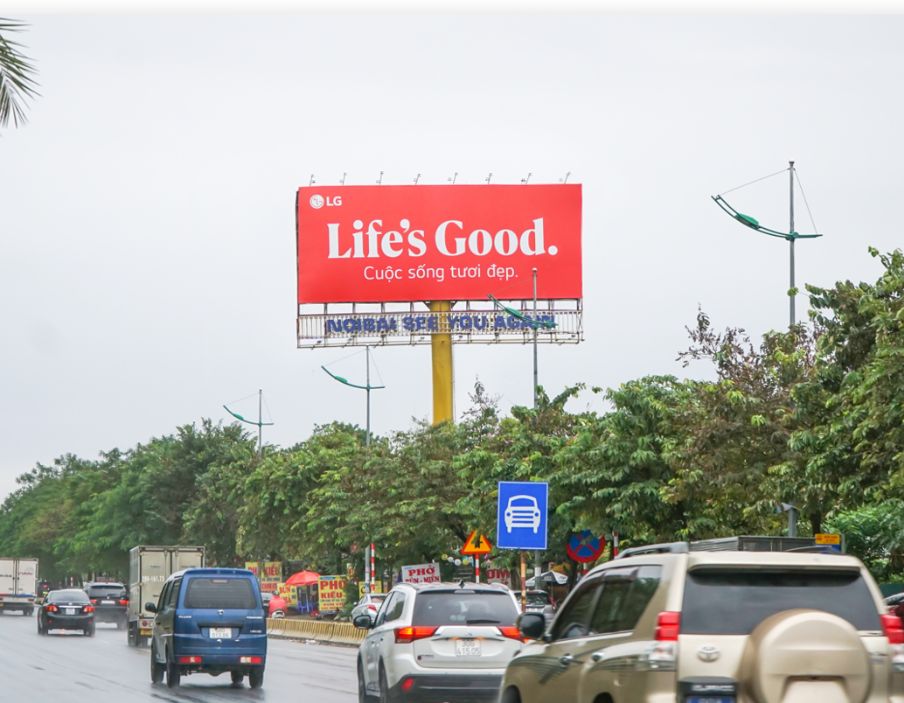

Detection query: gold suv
xmin=501 ymin=540 xmax=904 ymax=703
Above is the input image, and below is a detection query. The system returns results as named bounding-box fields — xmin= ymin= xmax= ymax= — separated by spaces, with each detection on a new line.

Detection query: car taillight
xmin=239 ymin=656 xmax=263 ymax=664
xmin=497 ymin=626 xmax=525 ymax=641
xmin=882 ymin=614 xmax=904 ymax=644
xmin=394 ymin=626 xmax=438 ymax=643
xmin=45 ymin=604 xmax=58 ymax=613
xmin=118 ymin=598 xmax=129 ymax=606
xmin=90 ymin=598 xmax=97 ymax=604
xmin=178 ymin=655 xmax=203 ymax=664
xmin=400 ymin=677 xmax=415 ymax=693
xmin=84 ymin=605 xmax=95 ymax=613
xmin=655 ymin=611 xmax=680 ymax=641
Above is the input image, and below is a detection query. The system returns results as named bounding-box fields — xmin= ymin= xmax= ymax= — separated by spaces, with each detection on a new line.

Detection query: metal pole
xmin=365 ymin=346 xmax=371 ymax=447
xmin=532 ymin=269 xmax=538 ymax=408
xmin=532 ymin=269 xmax=542 ymax=581
xmin=429 ymin=301 xmax=454 ymax=425
xmin=789 ymin=161 xmax=795 ymax=327
xmin=520 ymin=552 xmax=527 ymax=612
xmin=788 ymin=507 xmax=798 ymax=538
xmin=258 ymin=389 xmax=263 ymax=457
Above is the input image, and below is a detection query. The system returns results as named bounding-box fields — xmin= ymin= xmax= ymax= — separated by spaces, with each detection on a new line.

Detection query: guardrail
xmin=266 ymin=617 xmax=365 ymax=646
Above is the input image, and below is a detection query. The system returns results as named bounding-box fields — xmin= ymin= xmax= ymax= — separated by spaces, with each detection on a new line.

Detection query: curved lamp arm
xmin=321 ymin=366 xmax=385 ymax=391
xmin=712 ymin=195 xmax=822 ymax=241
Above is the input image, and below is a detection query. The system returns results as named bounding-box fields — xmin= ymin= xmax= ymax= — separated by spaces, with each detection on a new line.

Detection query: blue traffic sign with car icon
xmin=496 ymin=481 xmax=548 ymax=550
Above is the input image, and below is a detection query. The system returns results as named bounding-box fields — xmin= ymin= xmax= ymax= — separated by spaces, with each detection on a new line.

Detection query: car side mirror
xmin=145 ymin=602 xmax=157 ymax=613
xmin=518 ymin=612 xmax=547 ymax=640
xmin=353 ymin=614 xmax=374 ymax=629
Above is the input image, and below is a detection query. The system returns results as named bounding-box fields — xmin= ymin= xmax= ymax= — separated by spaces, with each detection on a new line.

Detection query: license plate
xmin=455 ymin=638 xmax=481 ymax=657
xmin=102 ymin=600 xmax=115 ymax=604
xmin=65 ymin=608 xmax=76 ymax=615
xmin=687 ymin=698 xmax=735 ymax=703
xmin=209 ymin=627 xmax=232 ymax=639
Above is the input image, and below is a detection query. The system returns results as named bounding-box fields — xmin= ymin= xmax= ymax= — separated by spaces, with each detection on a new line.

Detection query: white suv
xmin=354 ymin=581 xmax=523 ymax=702
xmin=501 ymin=540 xmax=904 ymax=703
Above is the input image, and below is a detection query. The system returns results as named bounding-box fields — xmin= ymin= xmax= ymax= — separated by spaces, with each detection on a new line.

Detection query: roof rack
xmin=614 ymin=542 xmax=689 ymax=559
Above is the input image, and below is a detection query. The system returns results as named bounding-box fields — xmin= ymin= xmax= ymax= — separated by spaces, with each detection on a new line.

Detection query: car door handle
xmin=559 ymin=654 xmax=575 ymax=666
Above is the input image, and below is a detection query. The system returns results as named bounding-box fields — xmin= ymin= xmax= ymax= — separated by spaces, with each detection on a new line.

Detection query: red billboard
xmin=296 ymin=184 xmax=582 ymax=304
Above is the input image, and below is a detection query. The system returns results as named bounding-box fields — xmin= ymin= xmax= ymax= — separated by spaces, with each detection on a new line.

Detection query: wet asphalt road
xmin=0 ymin=610 xmax=357 ymax=702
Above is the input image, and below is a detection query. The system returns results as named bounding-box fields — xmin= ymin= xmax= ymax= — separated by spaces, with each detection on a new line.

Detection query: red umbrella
xmin=285 ymin=570 xmax=320 ymax=586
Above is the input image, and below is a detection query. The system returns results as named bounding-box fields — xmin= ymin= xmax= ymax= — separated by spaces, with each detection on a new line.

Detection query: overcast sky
xmin=2 ymin=11 xmax=902 ymax=500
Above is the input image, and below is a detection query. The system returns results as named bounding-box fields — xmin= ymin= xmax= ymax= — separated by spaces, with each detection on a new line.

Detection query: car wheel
xmin=379 ymin=664 xmax=395 ymax=703
xmin=165 ymin=648 xmax=181 ymax=688
xmin=358 ymin=659 xmax=375 ymax=703
xmin=85 ymin=624 xmax=95 ymax=637
xmin=231 ymin=670 xmax=244 ymax=685
xmin=37 ymin=618 xmax=43 ymax=635
xmin=248 ymin=668 xmax=264 ymax=689
xmin=150 ymin=641 xmax=165 ymax=684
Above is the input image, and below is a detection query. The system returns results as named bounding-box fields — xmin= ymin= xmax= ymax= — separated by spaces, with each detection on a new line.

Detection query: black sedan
xmin=38 ymin=589 xmax=95 ymax=636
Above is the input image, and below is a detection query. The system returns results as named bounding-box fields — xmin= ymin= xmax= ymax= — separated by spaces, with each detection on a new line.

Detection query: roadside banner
xmin=318 ymin=575 xmax=347 ymax=612
xmin=401 ymin=563 xmax=440 ymax=584
xmin=260 ymin=561 xmax=282 ymax=593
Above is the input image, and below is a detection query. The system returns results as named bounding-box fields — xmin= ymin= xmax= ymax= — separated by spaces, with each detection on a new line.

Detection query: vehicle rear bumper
xmin=45 ymin=614 xmax=93 ymax=630
xmin=392 ymin=673 xmax=503 ymax=702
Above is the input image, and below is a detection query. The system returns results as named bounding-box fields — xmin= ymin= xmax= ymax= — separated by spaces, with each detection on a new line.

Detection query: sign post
xmin=461 ymin=531 xmax=493 ymax=584
xmin=496 ymin=481 xmax=549 ymax=611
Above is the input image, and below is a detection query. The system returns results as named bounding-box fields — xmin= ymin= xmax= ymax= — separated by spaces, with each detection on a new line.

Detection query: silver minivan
xmin=354 ymin=581 xmax=523 ymax=702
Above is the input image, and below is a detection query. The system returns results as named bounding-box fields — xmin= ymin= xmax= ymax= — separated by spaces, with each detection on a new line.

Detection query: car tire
xmin=150 ymin=641 xmax=165 ymax=684
xmin=358 ymin=659 xmax=375 ymax=703
xmin=37 ymin=618 xmax=44 ymax=635
xmin=231 ymin=670 xmax=244 ymax=685
xmin=127 ymin=622 xmax=136 ymax=646
xmin=85 ymin=624 xmax=95 ymax=637
xmin=248 ymin=668 xmax=264 ymax=689
xmin=165 ymin=648 xmax=181 ymax=688
xmin=379 ymin=664 xmax=395 ymax=703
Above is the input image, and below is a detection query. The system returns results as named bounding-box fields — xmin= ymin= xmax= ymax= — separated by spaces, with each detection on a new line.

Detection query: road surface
xmin=0 ymin=610 xmax=357 ymax=702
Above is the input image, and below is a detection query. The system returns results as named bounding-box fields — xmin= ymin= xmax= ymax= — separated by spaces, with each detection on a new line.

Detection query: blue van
xmin=147 ymin=567 xmax=267 ymax=689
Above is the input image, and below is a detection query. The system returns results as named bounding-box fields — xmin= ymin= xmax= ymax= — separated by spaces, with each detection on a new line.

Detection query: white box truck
xmin=127 ymin=545 xmax=205 ymax=646
xmin=0 ymin=557 xmax=39 ymax=615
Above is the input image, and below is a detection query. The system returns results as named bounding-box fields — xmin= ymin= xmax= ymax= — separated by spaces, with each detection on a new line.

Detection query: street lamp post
xmin=712 ymin=161 xmax=823 ymax=328
xmin=321 ymin=347 xmax=385 ymax=446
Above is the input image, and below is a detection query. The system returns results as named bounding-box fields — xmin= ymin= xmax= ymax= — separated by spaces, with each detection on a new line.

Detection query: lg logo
xmin=309 ymin=194 xmax=342 ymax=209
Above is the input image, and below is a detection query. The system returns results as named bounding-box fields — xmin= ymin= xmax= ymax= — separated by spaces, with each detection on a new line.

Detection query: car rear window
xmin=183 ymin=577 xmax=258 ymax=610
xmin=87 ymin=585 xmax=126 ymax=597
xmin=412 ymin=591 xmax=518 ymax=626
xmin=49 ymin=590 xmax=90 ymax=603
xmin=682 ymin=569 xmax=881 ymax=634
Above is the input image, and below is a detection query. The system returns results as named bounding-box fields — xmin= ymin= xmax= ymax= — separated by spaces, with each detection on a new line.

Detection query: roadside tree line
xmin=2 ymin=248 xmax=903 ymax=583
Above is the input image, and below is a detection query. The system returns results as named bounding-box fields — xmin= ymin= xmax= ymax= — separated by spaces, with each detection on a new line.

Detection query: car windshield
xmin=183 ymin=577 xmax=258 ymax=609
xmin=49 ymin=590 xmax=89 ymax=604
xmin=412 ymin=591 xmax=518 ymax=626
xmin=682 ymin=569 xmax=881 ymax=634
xmin=527 ymin=592 xmax=550 ymax=605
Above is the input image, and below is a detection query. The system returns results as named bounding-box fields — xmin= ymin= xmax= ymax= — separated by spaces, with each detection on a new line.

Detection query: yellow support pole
xmin=429 ymin=301 xmax=454 ymax=425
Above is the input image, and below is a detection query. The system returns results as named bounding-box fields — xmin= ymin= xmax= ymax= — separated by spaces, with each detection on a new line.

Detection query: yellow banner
xmin=245 ymin=561 xmax=260 ymax=578
xmin=318 ymin=575 xmax=347 ymax=612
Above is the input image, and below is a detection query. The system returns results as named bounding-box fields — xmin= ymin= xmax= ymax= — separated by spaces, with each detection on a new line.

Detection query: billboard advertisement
xmin=297 ymin=184 xmax=582 ymax=304
xmin=401 ymin=562 xmax=440 ymax=584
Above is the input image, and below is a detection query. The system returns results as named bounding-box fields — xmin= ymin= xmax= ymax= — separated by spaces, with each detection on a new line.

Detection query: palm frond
xmin=0 ymin=17 xmax=39 ymax=128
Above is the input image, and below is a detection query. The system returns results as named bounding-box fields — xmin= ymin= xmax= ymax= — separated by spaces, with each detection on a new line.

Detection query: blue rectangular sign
xmin=496 ymin=481 xmax=548 ymax=550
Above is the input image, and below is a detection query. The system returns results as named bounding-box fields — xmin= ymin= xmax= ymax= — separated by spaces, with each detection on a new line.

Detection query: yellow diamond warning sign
xmin=461 ymin=530 xmax=493 ymax=556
